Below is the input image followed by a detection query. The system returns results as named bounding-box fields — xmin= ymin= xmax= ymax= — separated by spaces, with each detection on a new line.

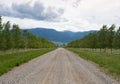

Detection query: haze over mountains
xmin=27 ymin=28 xmax=95 ymax=43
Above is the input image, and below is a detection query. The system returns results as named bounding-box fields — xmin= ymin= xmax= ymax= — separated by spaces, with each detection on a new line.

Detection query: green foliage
xmin=0 ymin=16 xmax=56 ymax=50
xmin=0 ymin=17 xmax=6 ymax=50
xmin=68 ymin=48 xmax=120 ymax=77
xmin=98 ymin=25 xmax=108 ymax=49
xmin=0 ymin=32 xmax=6 ymax=50
xmin=0 ymin=16 xmax=2 ymax=30
xmin=3 ymin=21 xmax=14 ymax=49
xmin=12 ymin=24 xmax=22 ymax=48
xmin=106 ymin=24 xmax=115 ymax=52
xmin=112 ymin=27 xmax=120 ymax=49
xmin=67 ymin=24 xmax=120 ymax=52
xmin=0 ymin=48 xmax=54 ymax=75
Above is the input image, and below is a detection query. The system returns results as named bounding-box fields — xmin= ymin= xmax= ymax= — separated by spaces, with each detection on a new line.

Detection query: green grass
xmin=67 ymin=48 xmax=120 ymax=78
xmin=0 ymin=48 xmax=55 ymax=76
xmin=0 ymin=49 xmax=33 ymax=55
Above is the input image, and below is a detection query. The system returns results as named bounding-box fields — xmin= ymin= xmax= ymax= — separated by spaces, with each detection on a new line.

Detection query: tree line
xmin=0 ymin=16 xmax=55 ymax=50
xmin=67 ymin=24 xmax=120 ymax=52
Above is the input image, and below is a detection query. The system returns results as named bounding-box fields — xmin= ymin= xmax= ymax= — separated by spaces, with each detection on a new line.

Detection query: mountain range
xmin=27 ymin=28 xmax=95 ymax=43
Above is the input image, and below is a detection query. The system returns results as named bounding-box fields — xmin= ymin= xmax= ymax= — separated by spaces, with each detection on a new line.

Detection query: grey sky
xmin=0 ymin=0 xmax=120 ymax=31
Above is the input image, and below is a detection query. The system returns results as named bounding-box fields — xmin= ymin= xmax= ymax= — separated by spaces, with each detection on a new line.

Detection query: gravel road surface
xmin=0 ymin=48 xmax=119 ymax=84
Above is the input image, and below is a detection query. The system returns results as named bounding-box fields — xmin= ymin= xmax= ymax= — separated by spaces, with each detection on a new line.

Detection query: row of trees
xmin=67 ymin=24 xmax=120 ymax=52
xmin=0 ymin=16 xmax=55 ymax=50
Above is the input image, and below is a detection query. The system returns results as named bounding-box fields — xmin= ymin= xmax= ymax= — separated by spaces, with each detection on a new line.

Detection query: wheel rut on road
xmin=0 ymin=48 xmax=119 ymax=84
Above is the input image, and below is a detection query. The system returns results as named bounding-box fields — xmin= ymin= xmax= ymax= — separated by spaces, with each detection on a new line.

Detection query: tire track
xmin=0 ymin=48 xmax=119 ymax=84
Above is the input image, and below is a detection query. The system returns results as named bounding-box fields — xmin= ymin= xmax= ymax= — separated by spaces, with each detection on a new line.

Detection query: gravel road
xmin=0 ymin=48 xmax=119 ymax=84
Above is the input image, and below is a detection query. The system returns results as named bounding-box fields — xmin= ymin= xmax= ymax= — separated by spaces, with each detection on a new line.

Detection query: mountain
xmin=27 ymin=28 xmax=95 ymax=43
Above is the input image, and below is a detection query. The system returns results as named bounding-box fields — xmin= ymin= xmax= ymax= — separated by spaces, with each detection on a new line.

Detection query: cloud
xmin=72 ymin=0 xmax=82 ymax=8
xmin=1 ymin=0 xmax=120 ymax=32
xmin=0 ymin=2 xmax=64 ymax=21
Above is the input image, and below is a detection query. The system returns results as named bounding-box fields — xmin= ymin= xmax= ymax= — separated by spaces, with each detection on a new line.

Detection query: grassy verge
xmin=0 ymin=49 xmax=34 ymax=55
xmin=67 ymin=48 xmax=120 ymax=78
xmin=0 ymin=48 xmax=55 ymax=76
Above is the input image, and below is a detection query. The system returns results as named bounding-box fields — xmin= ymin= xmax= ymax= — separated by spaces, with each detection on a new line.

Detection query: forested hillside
xmin=0 ymin=16 xmax=55 ymax=50
xmin=27 ymin=28 xmax=94 ymax=43
xmin=67 ymin=24 xmax=120 ymax=52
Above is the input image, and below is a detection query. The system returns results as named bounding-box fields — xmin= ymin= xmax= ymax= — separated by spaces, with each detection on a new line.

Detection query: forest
xmin=67 ymin=24 xmax=120 ymax=53
xmin=0 ymin=16 xmax=55 ymax=50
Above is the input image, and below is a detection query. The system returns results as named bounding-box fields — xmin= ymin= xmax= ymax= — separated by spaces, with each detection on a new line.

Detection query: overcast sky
xmin=0 ymin=0 xmax=120 ymax=32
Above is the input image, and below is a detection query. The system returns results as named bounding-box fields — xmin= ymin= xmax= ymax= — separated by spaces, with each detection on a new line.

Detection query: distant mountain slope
xmin=27 ymin=28 xmax=95 ymax=43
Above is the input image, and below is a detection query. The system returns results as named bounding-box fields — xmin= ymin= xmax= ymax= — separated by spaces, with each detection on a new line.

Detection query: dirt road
xmin=0 ymin=48 xmax=119 ymax=84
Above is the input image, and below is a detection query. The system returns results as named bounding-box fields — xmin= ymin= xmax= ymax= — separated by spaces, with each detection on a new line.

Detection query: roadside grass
xmin=0 ymin=49 xmax=33 ymax=55
xmin=0 ymin=49 xmax=35 ymax=55
xmin=67 ymin=48 xmax=120 ymax=78
xmin=0 ymin=48 xmax=55 ymax=76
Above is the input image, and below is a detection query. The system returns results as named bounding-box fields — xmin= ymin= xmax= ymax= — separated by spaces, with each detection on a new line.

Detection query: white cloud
xmin=1 ymin=0 xmax=120 ymax=31
xmin=0 ymin=1 xmax=64 ymax=21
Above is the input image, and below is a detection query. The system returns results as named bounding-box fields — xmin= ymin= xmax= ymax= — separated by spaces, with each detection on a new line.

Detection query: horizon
xmin=24 ymin=27 xmax=98 ymax=32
